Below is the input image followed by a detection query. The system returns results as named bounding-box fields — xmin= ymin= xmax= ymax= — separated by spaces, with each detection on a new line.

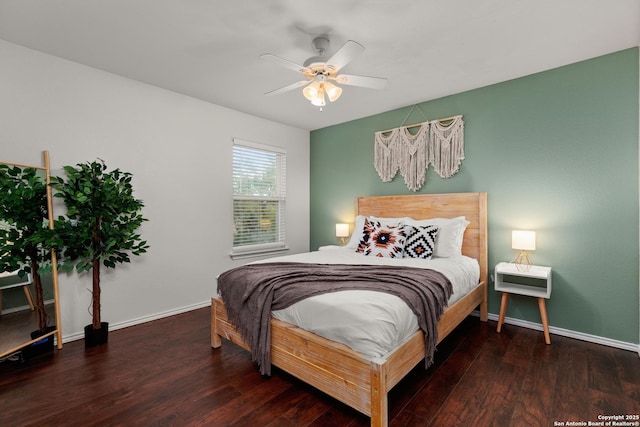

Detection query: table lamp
xmin=336 ymin=223 xmax=349 ymax=245
xmin=512 ymin=230 xmax=535 ymax=271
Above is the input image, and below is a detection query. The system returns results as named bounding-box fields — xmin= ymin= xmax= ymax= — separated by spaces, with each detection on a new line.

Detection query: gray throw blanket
xmin=217 ymin=262 xmax=453 ymax=375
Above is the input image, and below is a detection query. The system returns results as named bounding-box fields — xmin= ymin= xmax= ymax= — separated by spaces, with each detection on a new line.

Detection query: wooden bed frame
xmin=211 ymin=192 xmax=488 ymax=427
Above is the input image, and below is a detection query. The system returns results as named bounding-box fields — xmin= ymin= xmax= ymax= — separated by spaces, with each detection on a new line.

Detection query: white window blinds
xmin=232 ymin=138 xmax=287 ymax=257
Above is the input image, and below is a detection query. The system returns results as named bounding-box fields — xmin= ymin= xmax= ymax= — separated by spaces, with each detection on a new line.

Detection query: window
xmin=232 ymin=138 xmax=287 ymax=258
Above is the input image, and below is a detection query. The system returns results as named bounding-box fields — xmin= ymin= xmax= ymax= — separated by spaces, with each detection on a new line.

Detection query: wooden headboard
xmin=356 ymin=192 xmax=488 ymax=285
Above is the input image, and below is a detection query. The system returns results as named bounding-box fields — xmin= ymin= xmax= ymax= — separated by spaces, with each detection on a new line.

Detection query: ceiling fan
xmin=261 ymin=36 xmax=388 ymax=108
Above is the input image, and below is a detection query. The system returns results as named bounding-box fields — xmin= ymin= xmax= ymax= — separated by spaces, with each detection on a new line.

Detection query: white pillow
xmin=403 ymin=216 xmax=469 ymax=257
xmin=345 ymin=215 xmax=404 ymax=250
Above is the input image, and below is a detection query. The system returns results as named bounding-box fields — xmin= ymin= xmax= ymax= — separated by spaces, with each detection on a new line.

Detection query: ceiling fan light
xmin=302 ymin=81 xmax=320 ymax=101
xmin=310 ymin=86 xmax=326 ymax=106
xmin=325 ymin=82 xmax=342 ymax=102
xmin=311 ymin=97 xmax=325 ymax=107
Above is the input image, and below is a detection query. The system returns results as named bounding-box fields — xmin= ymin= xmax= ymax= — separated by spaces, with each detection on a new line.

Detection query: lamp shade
xmin=336 ymin=223 xmax=350 ymax=238
xmin=311 ymin=91 xmax=326 ymax=106
xmin=303 ymin=81 xmax=321 ymax=101
xmin=512 ymin=230 xmax=536 ymax=250
xmin=325 ymin=82 xmax=342 ymax=102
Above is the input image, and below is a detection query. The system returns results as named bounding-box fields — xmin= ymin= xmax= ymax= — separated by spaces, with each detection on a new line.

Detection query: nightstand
xmin=494 ymin=262 xmax=552 ymax=344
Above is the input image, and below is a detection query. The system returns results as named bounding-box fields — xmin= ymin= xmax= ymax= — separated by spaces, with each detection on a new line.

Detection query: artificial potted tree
xmin=0 ymin=164 xmax=60 ymax=355
xmin=52 ymin=160 xmax=148 ymax=347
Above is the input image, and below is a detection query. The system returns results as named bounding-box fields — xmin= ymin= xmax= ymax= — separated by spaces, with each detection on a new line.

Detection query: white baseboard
xmin=60 ymin=300 xmax=212 ymax=344
xmin=473 ymin=310 xmax=640 ymax=355
xmin=59 ymin=304 xmax=640 ymax=357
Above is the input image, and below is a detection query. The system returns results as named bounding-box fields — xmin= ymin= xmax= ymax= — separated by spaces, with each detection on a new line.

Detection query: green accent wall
xmin=310 ymin=48 xmax=639 ymax=344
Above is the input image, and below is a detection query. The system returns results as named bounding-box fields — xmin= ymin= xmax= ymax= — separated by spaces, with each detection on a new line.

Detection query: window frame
xmin=231 ymin=138 xmax=288 ymax=259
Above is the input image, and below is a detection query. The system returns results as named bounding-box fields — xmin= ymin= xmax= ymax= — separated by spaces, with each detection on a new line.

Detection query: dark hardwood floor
xmin=1 ymin=307 xmax=638 ymax=426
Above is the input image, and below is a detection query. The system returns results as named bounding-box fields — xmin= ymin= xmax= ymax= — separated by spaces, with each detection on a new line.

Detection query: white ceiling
xmin=0 ymin=0 xmax=638 ymax=131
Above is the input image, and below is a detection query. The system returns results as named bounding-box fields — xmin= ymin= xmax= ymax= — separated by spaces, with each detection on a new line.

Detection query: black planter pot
xmin=22 ymin=326 xmax=56 ymax=360
xmin=84 ymin=322 xmax=109 ymax=348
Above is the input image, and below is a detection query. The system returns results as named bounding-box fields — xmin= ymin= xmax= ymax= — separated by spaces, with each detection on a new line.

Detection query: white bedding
xmin=255 ymin=246 xmax=480 ymax=360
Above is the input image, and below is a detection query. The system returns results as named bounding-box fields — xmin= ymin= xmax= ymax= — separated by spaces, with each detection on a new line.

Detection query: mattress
xmin=255 ymin=246 xmax=480 ymax=360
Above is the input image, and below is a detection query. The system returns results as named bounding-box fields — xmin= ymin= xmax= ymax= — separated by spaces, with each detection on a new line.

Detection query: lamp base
xmin=512 ymin=251 xmax=532 ymax=272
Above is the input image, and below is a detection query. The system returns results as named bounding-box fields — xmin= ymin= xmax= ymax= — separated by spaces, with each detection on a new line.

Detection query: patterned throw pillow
xmin=356 ymin=218 xmax=406 ymax=258
xmin=403 ymin=225 xmax=440 ymax=259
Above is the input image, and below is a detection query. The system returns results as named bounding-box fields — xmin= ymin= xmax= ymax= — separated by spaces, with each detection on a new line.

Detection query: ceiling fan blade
xmin=334 ymin=74 xmax=388 ymax=90
xmin=264 ymin=80 xmax=311 ymax=96
xmin=260 ymin=54 xmax=310 ymax=74
xmin=326 ymin=40 xmax=365 ymax=71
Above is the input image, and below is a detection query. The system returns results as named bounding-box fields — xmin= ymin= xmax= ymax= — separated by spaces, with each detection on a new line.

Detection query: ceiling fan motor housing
xmin=303 ymin=36 xmax=333 ymax=71
xmin=303 ymin=56 xmax=327 ymax=68
xmin=312 ymin=36 xmax=329 ymax=54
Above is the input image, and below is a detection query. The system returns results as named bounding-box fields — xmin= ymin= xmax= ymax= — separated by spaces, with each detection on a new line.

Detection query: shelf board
xmin=495 ymin=281 xmax=551 ymax=298
xmin=495 ymin=262 xmax=551 ymax=279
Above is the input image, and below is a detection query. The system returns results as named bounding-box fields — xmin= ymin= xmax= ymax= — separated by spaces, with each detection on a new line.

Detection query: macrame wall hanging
xmin=374 ymin=105 xmax=464 ymax=191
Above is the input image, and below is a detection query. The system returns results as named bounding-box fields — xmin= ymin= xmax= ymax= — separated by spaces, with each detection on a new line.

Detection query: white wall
xmin=0 ymin=40 xmax=310 ymax=341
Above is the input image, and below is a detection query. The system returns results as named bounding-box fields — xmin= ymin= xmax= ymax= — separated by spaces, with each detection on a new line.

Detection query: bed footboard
xmin=210 ymin=282 xmax=486 ymax=427
xmin=212 ymin=297 xmax=395 ymax=426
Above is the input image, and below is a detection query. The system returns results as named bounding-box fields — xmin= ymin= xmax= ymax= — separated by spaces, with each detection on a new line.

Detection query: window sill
xmin=229 ymin=246 xmax=290 ymax=260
